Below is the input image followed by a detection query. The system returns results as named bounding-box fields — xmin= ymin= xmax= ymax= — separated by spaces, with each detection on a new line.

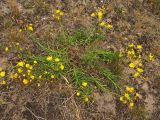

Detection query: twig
xmin=25 ymin=107 xmax=45 ymax=120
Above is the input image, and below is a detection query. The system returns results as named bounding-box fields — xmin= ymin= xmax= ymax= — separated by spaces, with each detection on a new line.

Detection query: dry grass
xmin=0 ymin=0 xmax=160 ymax=120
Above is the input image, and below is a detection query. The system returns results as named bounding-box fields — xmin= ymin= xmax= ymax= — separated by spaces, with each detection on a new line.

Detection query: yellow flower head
xmin=30 ymin=75 xmax=35 ymax=79
xmin=131 ymin=50 xmax=135 ymax=55
xmin=2 ymin=80 xmax=6 ymax=85
xmin=23 ymin=79 xmax=29 ymax=85
xmin=82 ymin=82 xmax=88 ymax=87
xmin=123 ymin=100 xmax=127 ymax=104
xmin=136 ymin=93 xmax=140 ymax=97
xmin=34 ymin=61 xmax=37 ymax=64
xmin=0 ymin=71 xmax=6 ymax=77
xmin=137 ymin=45 xmax=142 ymax=49
xmin=59 ymin=11 xmax=64 ymax=16
xmin=47 ymin=56 xmax=53 ymax=61
xmin=56 ymin=9 xmax=60 ymax=14
xmin=126 ymin=86 xmax=134 ymax=93
xmin=138 ymin=63 xmax=142 ymax=67
xmin=149 ymin=53 xmax=154 ymax=61
xmin=129 ymin=102 xmax=134 ymax=107
xmin=134 ymin=72 xmax=140 ymax=77
xmin=97 ymin=11 xmax=103 ymax=19
xmin=38 ymin=75 xmax=42 ymax=79
xmin=5 ymin=47 xmax=9 ymax=52
xmin=91 ymin=13 xmax=96 ymax=17
xmin=128 ymin=43 xmax=134 ymax=47
xmin=60 ymin=64 xmax=64 ymax=70
xmin=106 ymin=24 xmax=113 ymax=29
xmin=76 ymin=92 xmax=80 ymax=96
xmin=11 ymin=73 xmax=18 ymax=78
xmin=18 ymin=68 xmax=23 ymax=73
xmin=25 ymin=64 xmax=30 ymax=68
xmin=84 ymin=97 xmax=89 ymax=102
xmin=128 ymin=51 xmax=132 ymax=55
xmin=137 ymin=68 xmax=144 ymax=73
xmin=19 ymin=29 xmax=22 ymax=32
xmin=99 ymin=21 xmax=106 ymax=26
xmin=120 ymin=96 xmax=124 ymax=101
xmin=55 ymin=58 xmax=60 ymax=62
xmin=129 ymin=62 xmax=135 ymax=68
xmin=17 ymin=61 xmax=25 ymax=67
xmin=27 ymin=24 xmax=33 ymax=31
xmin=51 ymin=75 xmax=55 ymax=79
xmin=124 ymin=93 xmax=130 ymax=99
xmin=29 ymin=66 xmax=33 ymax=70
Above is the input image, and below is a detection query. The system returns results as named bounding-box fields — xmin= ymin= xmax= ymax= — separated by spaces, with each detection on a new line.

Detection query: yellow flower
xmin=60 ymin=64 xmax=64 ymax=70
xmin=99 ymin=21 xmax=106 ymax=26
xmin=5 ymin=47 xmax=9 ymax=52
xmin=138 ymin=63 xmax=142 ymax=67
xmin=124 ymin=93 xmax=130 ymax=99
xmin=59 ymin=11 xmax=64 ymax=16
xmin=29 ymin=66 xmax=33 ymax=70
xmin=126 ymin=86 xmax=134 ymax=93
xmin=137 ymin=45 xmax=142 ymax=49
xmin=131 ymin=50 xmax=135 ymax=54
xmin=17 ymin=61 xmax=25 ymax=67
xmin=97 ymin=11 xmax=103 ymax=19
xmin=34 ymin=61 xmax=37 ymax=64
xmin=120 ymin=96 xmax=124 ymax=101
xmin=2 ymin=80 xmax=6 ymax=85
xmin=106 ymin=24 xmax=113 ymax=29
xmin=56 ymin=9 xmax=60 ymax=14
xmin=0 ymin=71 xmax=5 ymax=77
xmin=19 ymin=29 xmax=22 ymax=32
xmin=18 ymin=68 xmax=23 ymax=73
xmin=27 ymin=70 xmax=31 ymax=73
xmin=82 ymin=82 xmax=88 ymax=87
xmin=25 ymin=64 xmax=30 ymax=68
xmin=13 ymin=73 xmax=18 ymax=78
xmin=128 ymin=43 xmax=134 ymax=47
xmin=55 ymin=58 xmax=60 ymax=62
xmin=76 ymin=92 xmax=80 ymax=96
xmin=136 ymin=93 xmax=140 ymax=97
xmin=129 ymin=62 xmax=135 ymax=68
xmin=128 ymin=51 xmax=132 ymax=55
xmin=27 ymin=24 xmax=33 ymax=31
xmin=138 ymin=55 xmax=142 ymax=59
xmin=23 ymin=79 xmax=29 ymax=85
xmin=134 ymin=72 xmax=140 ymax=77
xmin=123 ymin=100 xmax=127 ymax=104
xmin=30 ymin=75 xmax=35 ymax=79
xmin=149 ymin=53 xmax=154 ymax=61
xmin=137 ymin=68 xmax=144 ymax=73
xmin=84 ymin=97 xmax=89 ymax=102
xmin=38 ymin=75 xmax=42 ymax=79
xmin=44 ymin=71 xmax=48 ymax=74
xmin=129 ymin=102 xmax=134 ymax=107
xmin=51 ymin=75 xmax=55 ymax=79
xmin=47 ymin=56 xmax=53 ymax=61
xmin=27 ymin=26 xmax=33 ymax=31
xmin=91 ymin=13 xmax=96 ymax=17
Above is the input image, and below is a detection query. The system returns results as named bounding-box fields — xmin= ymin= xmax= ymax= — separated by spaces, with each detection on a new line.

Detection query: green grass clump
xmin=57 ymin=28 xmax=105 ymax=46
xmin=82 ymin=49 xmax=119 ymax=65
